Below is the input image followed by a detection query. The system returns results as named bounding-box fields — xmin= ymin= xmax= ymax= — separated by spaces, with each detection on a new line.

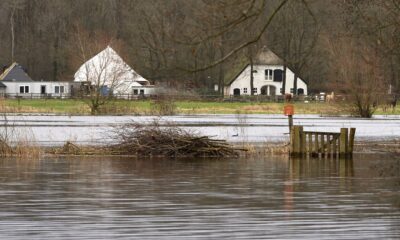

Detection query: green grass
xmin=176 ymin=101 xmax=347 ymax=115
xmin=5 ymin=99 xmax=89 ymax=113
xmin=1 ymin=98 xmax=399 ymax=115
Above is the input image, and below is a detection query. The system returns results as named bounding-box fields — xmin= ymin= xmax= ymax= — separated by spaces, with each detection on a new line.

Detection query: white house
xmin=225 ymin=48 xmax=308 ymax=96
xmin=0 ymin=62 xmax=72 ymax=98
xmin=74 ymin=46 xmax=155 ymax=97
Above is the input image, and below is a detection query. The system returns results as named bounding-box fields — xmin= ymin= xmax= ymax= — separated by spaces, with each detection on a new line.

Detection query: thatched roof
xmin=254 ymin=47 xmax=284 ymax=65
xmin=224 ymin=47 xmax=284 ymax=85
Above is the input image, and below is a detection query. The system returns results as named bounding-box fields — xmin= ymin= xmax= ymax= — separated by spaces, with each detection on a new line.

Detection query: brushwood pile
xmin=111 ymin=122 xmax=240 ymax=157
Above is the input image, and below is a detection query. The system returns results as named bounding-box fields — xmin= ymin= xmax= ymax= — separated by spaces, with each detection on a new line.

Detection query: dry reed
xmin=0 ymin=112 xmax=42 ymax=158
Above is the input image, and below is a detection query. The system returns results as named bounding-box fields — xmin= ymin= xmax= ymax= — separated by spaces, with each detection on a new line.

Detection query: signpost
xmin=284 ymin=104 xmax=294 ymax=133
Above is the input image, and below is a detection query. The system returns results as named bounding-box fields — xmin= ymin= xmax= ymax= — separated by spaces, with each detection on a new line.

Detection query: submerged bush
xmin=150 ymin=96 xmax=177 ymax=115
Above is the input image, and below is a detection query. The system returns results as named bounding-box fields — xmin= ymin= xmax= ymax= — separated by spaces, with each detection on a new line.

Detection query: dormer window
xmin=265 ymin=69 xmax=273 ymax=80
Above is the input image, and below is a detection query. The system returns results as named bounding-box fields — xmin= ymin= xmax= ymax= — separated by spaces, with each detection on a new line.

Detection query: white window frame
xmin=265 ymin=69 xmax=273 ymax=80
xmin=252 ymin=88 xmax=258 ymax=94
xmin=55 ymin=85 xmax=65 ymax=94
xmin=19 ymin=85 xmax=30 ymax=94
xmin=243 ymin=88 xmax=248 ymax=94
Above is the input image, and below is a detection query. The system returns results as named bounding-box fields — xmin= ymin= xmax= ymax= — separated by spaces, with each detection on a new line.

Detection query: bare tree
xmin=327 ymin=36 xmax=388 ymax=118
xmin=5 ymin=0 xmax=25 ymax=63
xmin=182 ymin=0 xmax=290 ymax=72
xmin=70 ymin=25 xmax=131 ymax=114
xmin=340 ymin=0 xmax=400 ymax=94
xmin=7 ymin=0 xmax=400 ymax=100
xmin=267 ymin=0 xmax=319 ymax=95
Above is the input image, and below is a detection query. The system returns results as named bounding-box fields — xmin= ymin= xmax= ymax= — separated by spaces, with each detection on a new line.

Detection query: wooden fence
xmin=290 ymin=126 xmax=356 ymax=158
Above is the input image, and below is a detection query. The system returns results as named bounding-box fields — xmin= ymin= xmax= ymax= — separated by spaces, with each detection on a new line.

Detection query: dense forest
xmin=0 ymin=0 xmax=399 ymax=95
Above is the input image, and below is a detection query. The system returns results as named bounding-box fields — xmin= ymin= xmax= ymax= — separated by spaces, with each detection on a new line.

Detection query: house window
xmin=265 ymin=69 xmax=273 ymax=80
xmin=133 ymin=89 xmax=138 ymax=95
xmin=140 ymin=89 xmax=145 ymax=95
xmin=290 ymin=88 xmax=294 ymax=93
xmin=55 ymin=86 xmax=65 ymax=94
xmin=252 ymin=88 xmax=257 ymax=94
xmin=273 ymin=69 xmax=283 ymax=82
xmin=19 ymin=85 xmax=29 ymax=94
xmin=243 ymin=88 xmax=248 ymax=94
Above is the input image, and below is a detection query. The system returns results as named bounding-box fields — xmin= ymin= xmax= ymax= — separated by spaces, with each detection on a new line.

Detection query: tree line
xmin=0 ymin=0 xmax=399 ymax=97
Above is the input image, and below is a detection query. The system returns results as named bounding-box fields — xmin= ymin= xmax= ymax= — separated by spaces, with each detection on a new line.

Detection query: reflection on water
xmin=0 ymin=154 xmax=399 ymax=239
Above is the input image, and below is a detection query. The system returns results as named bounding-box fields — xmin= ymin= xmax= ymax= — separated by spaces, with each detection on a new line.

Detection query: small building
xmin=73 ymin=46 xmax=155 ymax=97
xmin=224 ymin=47 xmax=308 ymax=97
xmin=0 ymin=62 xmax=72 ymax=98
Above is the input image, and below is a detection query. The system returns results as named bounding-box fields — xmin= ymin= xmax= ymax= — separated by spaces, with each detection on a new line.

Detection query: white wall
xmin=131 ymin=86 xmax=155 ymax=95
xmin=112 ymin=86 xmax=155 ymax=99
xmin=112 ymin=80 xmax=155 ymax=97
xmin=227 ymin=65 xmax=307 ymax=96
xmin=3 ymin=81 xmax=71 ymax=96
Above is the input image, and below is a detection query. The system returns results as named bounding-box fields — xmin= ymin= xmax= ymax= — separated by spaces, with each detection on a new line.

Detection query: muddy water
xmin=0 ymin=154 xmax=399 ymax=239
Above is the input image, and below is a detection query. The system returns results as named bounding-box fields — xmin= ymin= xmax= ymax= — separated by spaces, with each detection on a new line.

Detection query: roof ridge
xmin=0 ymin=62 xmax=17 ymax=80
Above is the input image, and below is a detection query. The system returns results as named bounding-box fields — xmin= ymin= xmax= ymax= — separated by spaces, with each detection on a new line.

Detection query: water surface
xmin=1 ymin=114 xmax=400 ymax=145
xmin=0 ymin=154 xmax=399 ymax=239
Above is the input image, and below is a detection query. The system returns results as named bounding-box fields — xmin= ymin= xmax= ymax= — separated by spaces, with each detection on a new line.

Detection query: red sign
xmin=284 ymin=104 xmax=294 ymax=116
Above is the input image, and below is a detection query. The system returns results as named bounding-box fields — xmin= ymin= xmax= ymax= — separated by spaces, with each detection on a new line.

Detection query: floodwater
xmin=0 ymin=154 xmax=399 ymax=239
xmin=1 ymin=114 xmax=400 ymax=145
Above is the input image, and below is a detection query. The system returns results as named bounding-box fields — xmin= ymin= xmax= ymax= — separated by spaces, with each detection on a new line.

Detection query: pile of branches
xmin=110 ymin=122 xmax=240 ymax=158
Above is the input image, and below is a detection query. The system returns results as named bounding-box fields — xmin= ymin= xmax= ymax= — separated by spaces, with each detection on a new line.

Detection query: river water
xmin=1 ymin=114 xmax=400 ymax=145
xmin=0 ymin=154 xmax=399 ymax=239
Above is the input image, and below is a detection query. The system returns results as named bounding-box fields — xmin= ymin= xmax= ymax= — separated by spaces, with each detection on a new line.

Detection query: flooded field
xmin=1 ymin=114 xmax=400 ymax=145
xmin=0 ymin=154 xmax=399 ymax=239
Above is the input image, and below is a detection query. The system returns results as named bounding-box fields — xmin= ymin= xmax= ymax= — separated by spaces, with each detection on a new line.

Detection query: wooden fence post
xmin=291 ymin=127 xmax=355 ymax=159
xmin=339 ymin=128 xmax=348 ymax=158
xmin=327 ymin=134 xmax=332 ymax=156
xmin=315 ymin=133 xmax=319 ymax=157
xmin=348 ymin=128 xmax=356 ymax=155
xmin=290 ymin=126 xmax=295 ymax=155
xmin=288 ymin=115 xmax=293 ymax=134
xmin=290 ymin=126 xmax=302 ymax=157
xmin=300 ymin=126 xmax=306 ymax=156
xmin=333 ymin=136 xmax=338 ymax=157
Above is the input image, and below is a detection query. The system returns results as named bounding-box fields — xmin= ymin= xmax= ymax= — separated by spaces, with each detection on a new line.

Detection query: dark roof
xmin=0 ymin=82 xmax=6 ymax=88
xmin=0 ymin=62 xmax=33 ymax=82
